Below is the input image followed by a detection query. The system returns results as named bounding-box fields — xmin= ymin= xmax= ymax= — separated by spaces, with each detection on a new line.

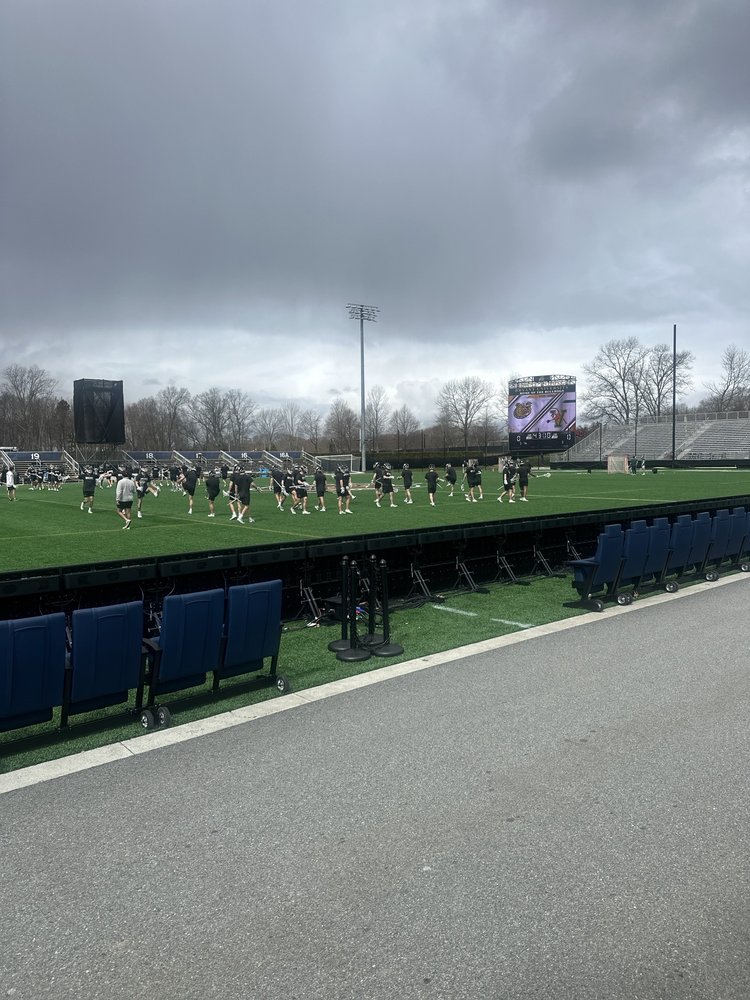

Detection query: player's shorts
xmin=206 ymin=489 xmax=220 ymax=501
xmin=117 ymin=500 xmax=133 ymax=510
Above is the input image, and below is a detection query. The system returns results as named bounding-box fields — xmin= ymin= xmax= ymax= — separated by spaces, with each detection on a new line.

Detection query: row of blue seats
xmin=567 ymin=508 xmax=750 ymax=611
xmin=0 ymin=581 xmax=288 ymax=736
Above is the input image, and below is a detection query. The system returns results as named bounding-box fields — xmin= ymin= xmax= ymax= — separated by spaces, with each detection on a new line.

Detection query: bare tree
xmin=390 ymin=404 xmax=421 ymax=450
xmin=582 ymin=338 xmax=651 ymax=424
xmin=1 ymin=364 xmax=59 ymax=446
xmin=436 ymin=376 xmax=495 ymax=452
xmin=280 ymin=401 xmax=301 ymax=450
xmin=641 ymin=344 xmax=694 ymax=418
xmin=53 ymin=399 xmax=72 ymax=450
xmin=700 ymin=344 xmax=750 ymax=412
xmin=299 ymin=409 xmax=322 ymax=452
xmin=364 ymin=384 xmax=390 ymax=454
xmin=324 ymin=398 xmax=360 ymax=452
xmin=156 ymin=386 xmax=191 ymax=450
xmin=254 ymin=407 xmax=284 ymax=450
xmin=125 ymin=397 xmax=162 ymax=449
xmin=224 ymin=389 xmax=256 ymax=449
xmin=190 ymin=388 xmax=229 ymax=449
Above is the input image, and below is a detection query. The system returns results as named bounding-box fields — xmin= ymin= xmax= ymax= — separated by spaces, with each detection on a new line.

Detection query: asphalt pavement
xmin=2 ymin=577 xmax=749 ymax=1000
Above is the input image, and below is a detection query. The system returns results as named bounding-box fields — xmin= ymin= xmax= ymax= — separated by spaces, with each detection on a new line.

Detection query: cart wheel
xmin=275 ymin=674 xmax=291 ymax=694
xmin=741 ymin=562 xmax=750 ymax=573
xmin=616 ymin=593 xmax=632 ymax=606
xmin=156 ymin=705 xmax=171 ymax=727
xmin=665 ymin=581 xmax=679 ymax=594
xmin=705 ymin=571 xmax=719 ymax=583
xmin=591 ymin=599 xmax=605 ymax=613
xmin=140 ymin=709 xmax=156 ymax=730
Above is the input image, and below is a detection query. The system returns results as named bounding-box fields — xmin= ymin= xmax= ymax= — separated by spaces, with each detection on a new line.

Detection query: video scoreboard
xmin=508 ymin=375 xmax=576 ymax=453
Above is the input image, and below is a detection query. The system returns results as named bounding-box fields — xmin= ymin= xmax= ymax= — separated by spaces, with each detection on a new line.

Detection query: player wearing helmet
xmin=401 ymin=463 xmax=413 ymax=504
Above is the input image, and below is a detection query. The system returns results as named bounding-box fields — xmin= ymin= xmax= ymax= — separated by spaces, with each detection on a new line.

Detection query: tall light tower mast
xmin=347 ymin=303 xmax=379 ymax=473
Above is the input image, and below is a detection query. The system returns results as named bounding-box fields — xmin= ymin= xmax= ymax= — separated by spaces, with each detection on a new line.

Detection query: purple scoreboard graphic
xmin=508 ymin=375 xmax=576 ymax=453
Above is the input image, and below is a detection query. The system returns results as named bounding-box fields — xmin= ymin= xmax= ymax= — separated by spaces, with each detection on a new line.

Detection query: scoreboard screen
xmin=508 ymin=375 xmax=576 ymax=453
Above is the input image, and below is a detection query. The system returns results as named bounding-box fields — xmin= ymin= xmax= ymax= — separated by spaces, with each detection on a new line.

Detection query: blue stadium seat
xmin=613 ymin=520 xmax=650 ymax=603
xmin=143 ymin=589 xmax=224 ymax=726
xmin=640 ymin=517 xmax=672 ymax=590
xmin=727 ymin=507 xmax=750 ymax=571
xmin=566 ymin=523 xmax=624 ymax=611
xmin=663 ymin=514 xmax=696 ymax=585
xmin=702 ymin=509 xmax=731 ymax=580
xmin=214 ymin=581 xmax=289 ymax=693
xmin=0 ymin=613 xmax=67 ymax=732
xmin=686 ymin=512 xmax=712 ymax=574
xmin=63 ymin=601 xmax=146 ymax=727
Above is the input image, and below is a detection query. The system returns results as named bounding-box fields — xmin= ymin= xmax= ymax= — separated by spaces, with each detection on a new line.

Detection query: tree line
xmin=1 ymin=341 xmax=748 ymax=451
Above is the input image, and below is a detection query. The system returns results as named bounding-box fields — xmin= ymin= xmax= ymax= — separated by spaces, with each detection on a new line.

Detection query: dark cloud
xmin=0 ymin=0 xmax=747 ymax=408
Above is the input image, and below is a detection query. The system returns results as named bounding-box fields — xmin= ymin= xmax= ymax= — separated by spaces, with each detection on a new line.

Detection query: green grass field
xmin=3 ymin=468 xmax=750 ymax=575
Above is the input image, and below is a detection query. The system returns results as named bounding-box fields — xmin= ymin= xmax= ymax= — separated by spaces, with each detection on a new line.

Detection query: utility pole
xmin=347 ymin=303 xmax=379 ymax=474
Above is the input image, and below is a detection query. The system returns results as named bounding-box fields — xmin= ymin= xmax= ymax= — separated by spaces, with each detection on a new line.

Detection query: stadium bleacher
xmin=569 ymin=412 xmax=750 ymax=462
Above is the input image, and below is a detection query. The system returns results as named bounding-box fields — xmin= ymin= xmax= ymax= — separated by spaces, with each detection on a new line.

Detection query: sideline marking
xmin=430 ymin=605 xmax=478 ymax=617
xmin=490 ymin=618 xmax=534 ymax=628
xmin=1 ymin=573 xmax=747 ymax=796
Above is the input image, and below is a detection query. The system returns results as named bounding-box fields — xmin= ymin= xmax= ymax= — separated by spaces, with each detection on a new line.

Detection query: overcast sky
xmin=1 ymin=0 xmax=748 ymax=423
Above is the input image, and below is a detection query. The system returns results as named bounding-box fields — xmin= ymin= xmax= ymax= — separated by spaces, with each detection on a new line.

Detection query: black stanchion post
xmin=328 ymin=556 xmax=352 ymax=653
xmin=360 ymin=554 xmax=385 ymax=647
xmin=336 ymin=560 xmax=371 ymax=662
xmin=372 ymin=558 xmax=403 ymax=657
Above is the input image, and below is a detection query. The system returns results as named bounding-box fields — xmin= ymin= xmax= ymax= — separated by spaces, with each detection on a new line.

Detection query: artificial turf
xmin=2 ymin=467 xmax=750 ymax=575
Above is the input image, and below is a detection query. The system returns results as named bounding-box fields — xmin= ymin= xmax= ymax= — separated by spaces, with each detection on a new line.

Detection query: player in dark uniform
xmin=425 ymin=465 xmax=439 ymax=507
xmin=80 ymin=468 xmax=96 ymax=514
xmin=205 ymin=467 xmax=221 ymax=517
xmin=371 ymin=462 xmax=384 ymax=507
xmin=235 ymin=467 xmax=254 ymax=523
xmin=271 ymin=466 xmax=284 ymax=509
xmin=220 ymin=463 xmax=229 ymax=488
xmin=227 ymin=467 xmax=240 ymax=520
xmin=293 ymin=466 xmax=310 ymax=514
xmin=282 ymin=467 xmax=296 ymax=512
xmin=381 ymin=463 xmax=397 ymax=507
xmin=401 ymin=464 xmax=413 ymax=504
xmin=314 ymin=466 xmax=327 ymax=511
xmin=182 ymin=466 xmax=199 ymax=514
xmin=499 ymin=458 xmax=517 ymax=503
xmin=135 ymin=468 xmax=153 ymax=518
xmin=516 ymin=460 xmax=535 ymax=501
xmin=444 ymin=464 xmax=457 ymax=497
xmin=467 ymin=460 xmax=483 ymax=502
xmin=465 ymin=461 xmax=477 ymax=502
xmin=335 ymin=465 xmax=352 ymax=514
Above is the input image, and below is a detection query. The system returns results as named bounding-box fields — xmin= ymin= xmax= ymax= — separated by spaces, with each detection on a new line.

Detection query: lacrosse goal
xmin=314 ymin=453 xmax=355 ymax=473
xmin=607 ymin=455 xmax=629 ymax=474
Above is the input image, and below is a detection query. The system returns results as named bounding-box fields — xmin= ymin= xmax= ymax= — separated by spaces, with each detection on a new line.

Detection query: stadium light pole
xmin=671 ymin=324 xmax=677 ymax=468
xmin=347 ymin=303 xmax=379 ymax=474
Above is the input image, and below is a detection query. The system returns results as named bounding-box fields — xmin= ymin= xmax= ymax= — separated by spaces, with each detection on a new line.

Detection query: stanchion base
xmin=371 ymin=643 xmax=404 ymax=658
xmin=328 ymin=639 xmax=352 ymax=652
xmin=359 ymin=633 xmax=385 ymax=647
xmin=336 ymin=646 xmax=372 ymax=662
